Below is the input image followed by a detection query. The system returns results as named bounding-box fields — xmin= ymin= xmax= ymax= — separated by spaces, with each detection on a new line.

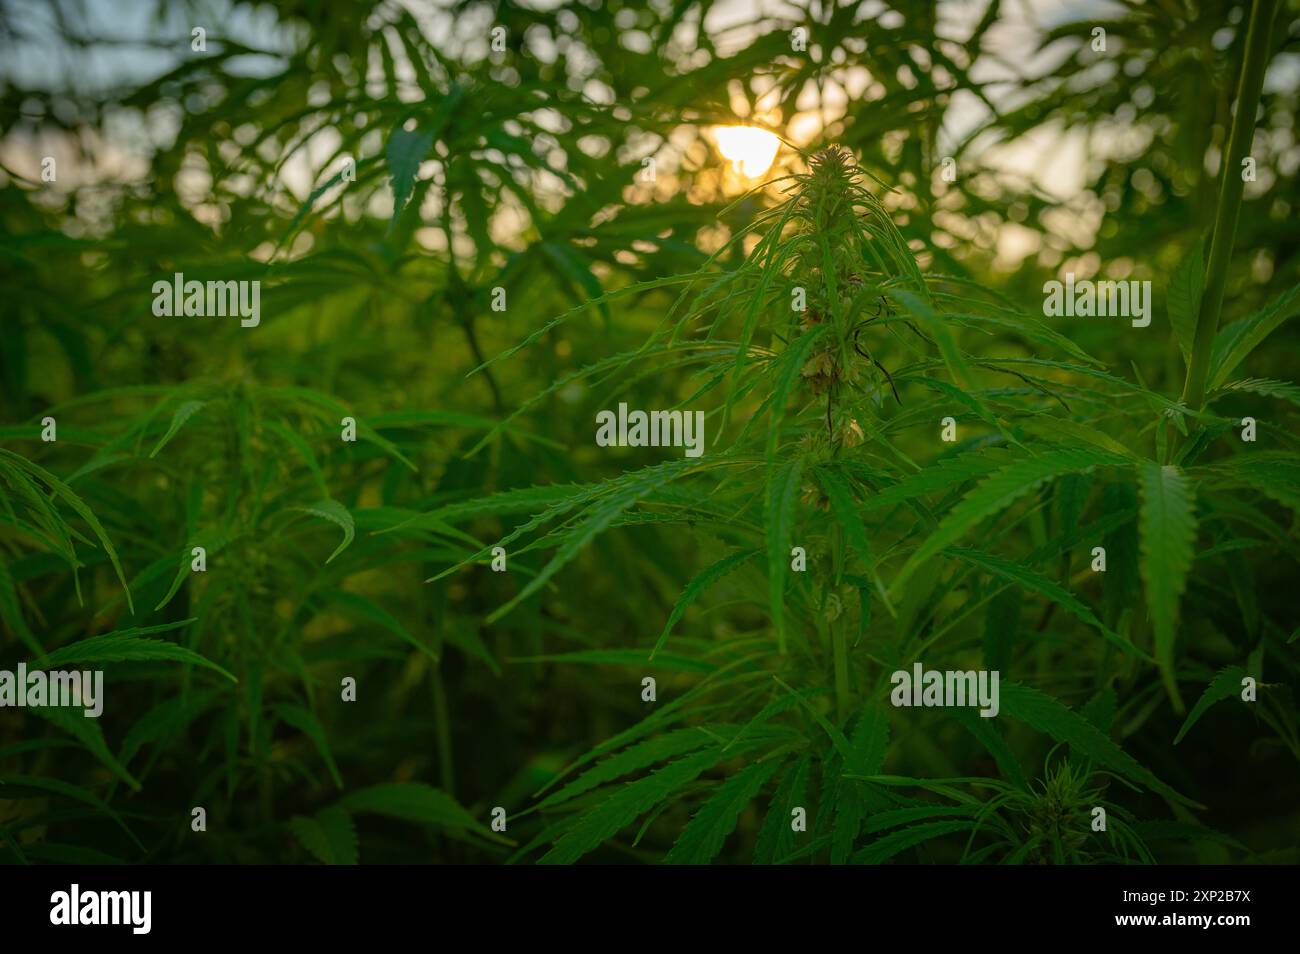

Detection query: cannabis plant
xmin=382 ymin=103 xmax=1297 ymax=860
xmin=1 ymin=0 xmax=1296 ymax=866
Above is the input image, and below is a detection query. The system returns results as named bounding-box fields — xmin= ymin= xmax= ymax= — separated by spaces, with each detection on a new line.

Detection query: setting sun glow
xmin=713 ymin=125 xmax=781 ymax=178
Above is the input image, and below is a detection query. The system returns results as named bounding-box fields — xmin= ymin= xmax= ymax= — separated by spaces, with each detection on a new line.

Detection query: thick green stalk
xmin=832 ymin=618 xmax=851 ymax=724
xmin=1180 ymin=0 xmax=1279 ymax=413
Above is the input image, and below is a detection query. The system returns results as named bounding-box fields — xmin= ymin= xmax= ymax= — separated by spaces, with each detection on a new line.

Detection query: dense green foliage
xmin=1 ymin=0 xmax=1297 ymax=864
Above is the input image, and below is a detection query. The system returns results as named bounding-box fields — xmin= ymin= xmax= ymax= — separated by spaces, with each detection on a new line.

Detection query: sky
xmin=1 ymin=0 xmax=1114 ymax=187
xmin=2 ymin=0 xmax=1294 ymax=270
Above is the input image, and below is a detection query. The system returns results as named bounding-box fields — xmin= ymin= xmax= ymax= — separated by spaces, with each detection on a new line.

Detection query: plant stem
xmin=442 ymin=196 xmax=503 ymax=413
xmin=1179 ymin=0 xmax=1279 ymax=414
xmin=832 ymin=618 xmax=851 ymax=724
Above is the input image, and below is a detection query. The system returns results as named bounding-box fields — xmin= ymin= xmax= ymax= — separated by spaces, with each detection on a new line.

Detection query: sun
xmin=713 ymin=125 xmax=781 ymax=178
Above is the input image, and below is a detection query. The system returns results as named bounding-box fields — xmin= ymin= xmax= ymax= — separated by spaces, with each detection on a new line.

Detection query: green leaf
xmin=273 ymin=703 xmax=342 ymax=789
xmin=1174 ymin=666 xmax=1248 ymax=744
xmin=1081 ymin=686 xmax=1118 ymax=734
xmin=0 ymin=560 xmax=41 ymax=656
xmin=290 ymin=805 xmax=358 ymax=865
xmin=537 ymin=727 xmax=716 ymax=810
xmin=652 ymin=549 xmax=758 ymax=660
xmin=1017 ymin=416 xmax=1140 ymax=461
xmin=381 ymin=483 xmax=585 ymax=536
xmin=280 ymin=163 xmax=370 ymax=249
xmin=766 ymin=455 xmax=804 ymax=652
xmin=816 ymin=466 xmax=871 ymax=573
xmin=120 ymin=688 xmax=223 ymax=764
xmin=773 ymin=676 xmax=852 ymax=761
xmin=832 ymin=705 xmax=890 ymax=863
xmin=440 ymin=624 xmax=501 ymax=676
xmin=0 ymin=775 xmax=142 ymax=850
xmin=664 ymin=758 xmax=782 ymax=864
xmin=865 ymin=804 xmax=982 ymax=834
xmin=386 ymin=124 xmax=434 ymax=228
xmin=982 ymin=585 xmax=1020 ymax=674
xmin=913 ymin=375 xmax=1009 ymax=442
xmin=292 ymin=500 xmax=355 ymax=564
xmin=1212 ymin=377 xmax=1300 ymax=408
xmin=1137 ymin=462 xmax=1197 ymax=710
xmin=860 ymin=449 xmax=1007 ymax=513
xmin=948 ymin=705 xmax=1027 ymax=790
xmin=0 ymin=449 xmax=134 ymax=613
xmin=1209 ymin=283 xmax=1300 ymax=389
xmin=538 ymin=741 xmax=765 ymax=864
xmin=1167 ymin=237 xmax=1204 ymax=367
xmin=890 ymin=448 xmax=1126 ymax=598
xmin=512 ymin=649 xmax=715 ymax=673
xmin=29 ymin=705 xmax=140 ymax=791
xmin=949 ymin=547 xmax=1146 ymax=661
xmin=724 ymin=200 xmax=805 ymax=429
xmin=20 ymin=843 xmax=127 ymax=865
xmin=887 ymin=289 xmax=974 ymax=389
xmin=1209 ymin=453 xmax=1300 ymax=516
xmin=470 ymin=274 xmax=700 ymax=378
xmin=340 ymin=782 xmax=492 ymax=837
xmin=541 ymin=243 xmax=609 ymax=320
xmin=154 ymin=526 xmax=240 ymax=611
xmin=1130 ymin=820 xmax=1245 ymax=852
xmin=34 ymin=621 xmax=235 ymax=682
xmin=753 ymin=755 xmax=810 ymax=864
xmin=846 ymin=705 xmax=890 ymax=776
xmin=149 ymin=400 xmax=205 ymax=458
xmin=1101 ymin=482 xmax=1140 ymax=626
xmin=999 ymin=683 xmax=1196 ymax=807
xmin=852 ymin=819 xmax=977 ymax=864
xmin=761 ymin=324 xmax=829 ymax=462
xmin=264 ymin=419 xmax=329 ymax=498
xmin=329 ymin=590 xmax=438 ymax=664
xmin=485 ymin=465 xmax=680 ymax=624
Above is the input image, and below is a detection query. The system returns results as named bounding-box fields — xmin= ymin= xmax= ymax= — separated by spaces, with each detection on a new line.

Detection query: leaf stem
xmin=1179 ymin=0 xmax=1279 ymax=414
